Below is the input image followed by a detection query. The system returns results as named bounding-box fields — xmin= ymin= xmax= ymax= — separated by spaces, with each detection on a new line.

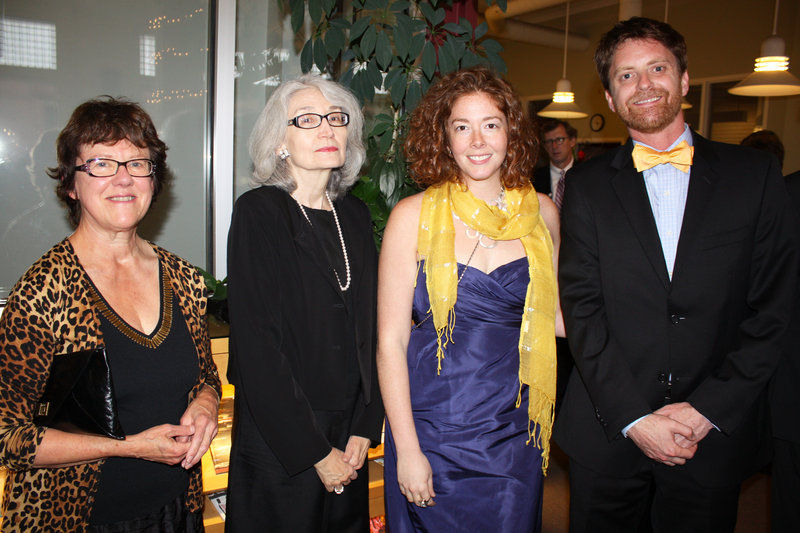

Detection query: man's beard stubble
xmin=615 ymin=89 xmax=682 ymax=134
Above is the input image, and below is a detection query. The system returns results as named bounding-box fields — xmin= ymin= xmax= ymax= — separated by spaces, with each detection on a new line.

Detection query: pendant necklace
xmin=293 ymin=191 xmax=351 ymax=291
xmin=454 ymin=188 xmax=508 ymax=249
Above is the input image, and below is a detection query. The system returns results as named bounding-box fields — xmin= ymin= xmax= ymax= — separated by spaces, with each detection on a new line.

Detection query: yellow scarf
xmin=417 ymin=181 xmax=557 ymax=474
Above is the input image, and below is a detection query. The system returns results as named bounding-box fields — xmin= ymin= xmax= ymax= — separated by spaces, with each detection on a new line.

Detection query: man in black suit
xmin=555 ymin=17 xmax=797 ymax=533
xmin=769 ymin=169 xmax=800 ymax=533
xmin=738 ymin=131 xmax=800 ymax=532
xmin=533 ymin=119 xmax=578 ymax=209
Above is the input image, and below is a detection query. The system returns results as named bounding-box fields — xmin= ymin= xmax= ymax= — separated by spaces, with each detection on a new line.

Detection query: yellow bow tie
xmin=631 ymin=140 xmax=694 ymax=173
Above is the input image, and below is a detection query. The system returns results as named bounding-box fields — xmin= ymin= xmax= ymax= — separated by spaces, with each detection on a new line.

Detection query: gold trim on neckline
xmin=89 ymin=267 xmax=173 ymax=349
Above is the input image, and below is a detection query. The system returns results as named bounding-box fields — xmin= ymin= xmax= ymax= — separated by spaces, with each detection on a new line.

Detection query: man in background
xmin=740 ymin=130 xmax=784 ymax=169
xmin=740 ymin=129 xmax=800 ymax=533
xmin=771 ymin=169 xmax=800 ymax=533
xmin=533 ymin=119 xmax=577 ymax=211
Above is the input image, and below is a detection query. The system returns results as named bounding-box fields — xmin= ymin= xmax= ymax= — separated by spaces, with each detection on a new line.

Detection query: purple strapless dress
xmin=384 ymin=257 xmax=543 ymax=533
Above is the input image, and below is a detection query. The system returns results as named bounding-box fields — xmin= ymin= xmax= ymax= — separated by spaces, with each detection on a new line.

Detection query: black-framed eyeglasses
xmin=74 ymin=158 xmax=155 ymax=178
xmin=288 ymin=112 xmax=350 ymax=129
xmin=543 ymin=137 xmax=568 ymax=146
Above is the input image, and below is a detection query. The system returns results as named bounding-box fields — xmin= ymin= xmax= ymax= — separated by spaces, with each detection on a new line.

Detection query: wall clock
xmin=590 ymin=113 xmax=605 ymax=132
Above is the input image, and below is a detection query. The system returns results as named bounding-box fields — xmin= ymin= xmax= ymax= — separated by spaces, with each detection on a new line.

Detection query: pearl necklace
xmin=293 ymin=191 xmax=351 ymax=292
xmin=454 ymin=188 xmax=507 ymax=249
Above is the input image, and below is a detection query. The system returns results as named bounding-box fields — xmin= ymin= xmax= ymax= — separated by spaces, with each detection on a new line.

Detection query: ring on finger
xmin=334 ymin=485 xmax=344 ymax=494
xmin=419 ymin=498 xmax=429 ymax=508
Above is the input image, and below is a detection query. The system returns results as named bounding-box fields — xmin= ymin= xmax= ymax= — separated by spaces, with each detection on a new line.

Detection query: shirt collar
xmin=633 ymin=123 xmax=693 ymax=152
xmin=550 ymin=157 xmax=574 ymax=173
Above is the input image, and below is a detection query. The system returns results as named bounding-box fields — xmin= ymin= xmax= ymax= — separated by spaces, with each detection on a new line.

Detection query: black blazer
xmin=555 ymin=132 xmax=798 ymax=487
xmin=532 ymin=161 xmax=579 ymax=198
xmin=769 ymin=170 xmax=800 ymax=444
xmin=532 ymin=165 xmax=553 ymax=196
xmin=226 ymin=186 xmax=383 ymax=476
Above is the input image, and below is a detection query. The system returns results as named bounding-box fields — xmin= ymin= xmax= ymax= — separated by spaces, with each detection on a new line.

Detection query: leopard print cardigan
xmin=0 ymin=239 xmax=222 ymax=532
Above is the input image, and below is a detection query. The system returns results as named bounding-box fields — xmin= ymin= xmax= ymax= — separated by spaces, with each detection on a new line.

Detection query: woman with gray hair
xmin=224 ymin=74 xmax=383 ymax=532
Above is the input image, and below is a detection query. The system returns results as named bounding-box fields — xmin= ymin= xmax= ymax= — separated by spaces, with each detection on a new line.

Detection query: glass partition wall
xmin=0 ymin=0 xmax=213 ymax=300
xmin=232 ymin=0 xmax=302 ymax=198
xmin=0 ymin=0 xmax=305 ymax=302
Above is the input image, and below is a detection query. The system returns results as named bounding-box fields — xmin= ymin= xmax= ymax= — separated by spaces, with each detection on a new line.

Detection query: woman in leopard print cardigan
xmin=0 ymin=98 xmax=221 ymax=532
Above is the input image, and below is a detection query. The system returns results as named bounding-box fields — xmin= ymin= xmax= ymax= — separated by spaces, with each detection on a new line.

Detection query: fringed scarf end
xmin=525 ymin=388 xmax=555 ymax=477
xmin=433 ymin=307 xmax=457 ymax=375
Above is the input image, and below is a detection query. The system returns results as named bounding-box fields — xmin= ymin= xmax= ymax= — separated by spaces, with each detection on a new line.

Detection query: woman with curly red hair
xmin=377 ymin=65 xmax=565 ymax=531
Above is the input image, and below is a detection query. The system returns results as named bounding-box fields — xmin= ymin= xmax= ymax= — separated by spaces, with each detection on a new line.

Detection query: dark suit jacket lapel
xmin=671 ymin=132 xmax=721 ymax=284
xmin=611 ymin=140 xmax=671 ymax=289
xmin=533 ymin=166 xmax=552 ymax=196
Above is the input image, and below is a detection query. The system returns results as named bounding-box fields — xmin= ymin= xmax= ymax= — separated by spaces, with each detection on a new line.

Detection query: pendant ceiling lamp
xmin=729 ymin=0 xmax=800 ymax=97
xmin=538 ymin=0 xmax=588 ymax=119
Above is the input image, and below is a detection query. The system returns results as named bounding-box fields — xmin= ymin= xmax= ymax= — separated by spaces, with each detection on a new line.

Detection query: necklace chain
xmin=412 ymin=238 xmax=479 ymax=331
xmin=293 ymin=191 xmax=351 ymax=292
xmin=454 ymin=188 xmax=507 ymax=249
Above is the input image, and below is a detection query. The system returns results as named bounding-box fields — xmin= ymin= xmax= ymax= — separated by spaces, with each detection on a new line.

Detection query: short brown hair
xmin=595 ymin=17 xmax=688 ymax=93
xmin=47 ymin=96 xmax=168 ymax=226
xmin=405 ymin=65 xmax=537 ymax=189
xmin=540 ymin=119 xmax=577 ymax=140
xmin=740 ymin=130 xmax=785 ymax=168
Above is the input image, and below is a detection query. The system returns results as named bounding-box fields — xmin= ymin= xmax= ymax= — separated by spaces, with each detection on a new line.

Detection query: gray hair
xmin=248 ymin=73 xmax=366 ymax=199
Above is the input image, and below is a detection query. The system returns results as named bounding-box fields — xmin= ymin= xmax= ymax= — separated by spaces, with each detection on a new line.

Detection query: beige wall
xmin=500 ymin=0 xmax=800 ymax=173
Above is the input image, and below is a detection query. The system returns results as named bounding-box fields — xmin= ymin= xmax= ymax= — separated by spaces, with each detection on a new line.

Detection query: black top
xmin=89 ymin=263 xmax=198 ymax=524
xmin=304 ymin=207 xmax=361 ymax=403
xmin=305 ymin=207 xmax=347 ymax=287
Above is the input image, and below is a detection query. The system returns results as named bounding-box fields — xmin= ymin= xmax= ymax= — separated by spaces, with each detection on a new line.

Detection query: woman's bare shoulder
xmin=384 ymin=191 xmax=425 ymax=230
xmin=536 ymin=192 xmax=560 ymax=241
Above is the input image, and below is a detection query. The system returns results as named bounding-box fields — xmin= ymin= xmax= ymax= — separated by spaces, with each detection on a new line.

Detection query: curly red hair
xmin=405 ymin=65 xmax=537 ymax=189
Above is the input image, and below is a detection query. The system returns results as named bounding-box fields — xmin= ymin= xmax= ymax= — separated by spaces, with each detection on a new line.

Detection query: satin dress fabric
xmin=384 ymin=257 xmax=544 ymax=533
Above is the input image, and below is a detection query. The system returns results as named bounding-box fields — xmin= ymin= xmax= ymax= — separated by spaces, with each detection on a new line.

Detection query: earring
xmin=278 ymin=147 xmax=290 ymax=160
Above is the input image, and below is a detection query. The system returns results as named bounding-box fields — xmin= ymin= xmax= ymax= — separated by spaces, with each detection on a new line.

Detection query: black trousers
xmin=568 ymin=457 xmax=741 ymax=533
xmin=225 ymin=395 xmax=369 ymax=533
xmin=771 ymin=438 xmax=800 ymax=533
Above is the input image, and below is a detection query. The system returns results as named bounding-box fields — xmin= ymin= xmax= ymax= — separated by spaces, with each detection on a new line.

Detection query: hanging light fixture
xmin=729 ymin=0 xmax=800 ymax=97
xmin=538 ymin=0 xmax=588 ymax=119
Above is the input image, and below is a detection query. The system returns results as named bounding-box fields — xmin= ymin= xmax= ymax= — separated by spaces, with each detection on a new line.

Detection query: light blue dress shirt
xmin=639 ymin=124 xmax=693 ymax=280
xmin=622 ymin=124 xmax=693 ymax=437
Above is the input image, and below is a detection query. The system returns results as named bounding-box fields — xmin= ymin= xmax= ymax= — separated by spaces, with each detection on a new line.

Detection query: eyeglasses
xmin=288 ymin=112 xmax=350 ymax=129
xmin=543 ymin=137 xmax=568 ymax=146
xmin=74 ymin=158 xmax=155 ymax=178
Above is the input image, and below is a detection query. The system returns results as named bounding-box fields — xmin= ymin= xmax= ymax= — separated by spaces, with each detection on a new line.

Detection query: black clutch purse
xmin=33 ymin=347 xmax=125 ymax=440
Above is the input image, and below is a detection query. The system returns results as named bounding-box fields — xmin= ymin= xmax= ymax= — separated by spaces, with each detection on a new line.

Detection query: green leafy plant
xmin=198 ymin=267 xmax=230 ymax=329
xmin=286 ymin=0 xmax=507 ymax=244
xmin=198 ymin=267 xmax=228 ymax=301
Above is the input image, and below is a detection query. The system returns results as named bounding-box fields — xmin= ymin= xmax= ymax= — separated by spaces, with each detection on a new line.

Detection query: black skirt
xmin=88 ymin=493 xmax=203 ymax=533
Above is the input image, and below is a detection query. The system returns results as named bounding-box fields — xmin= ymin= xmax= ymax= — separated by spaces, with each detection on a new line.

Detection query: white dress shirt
xmin=549 ymin=157 xmax=574 ymax=197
